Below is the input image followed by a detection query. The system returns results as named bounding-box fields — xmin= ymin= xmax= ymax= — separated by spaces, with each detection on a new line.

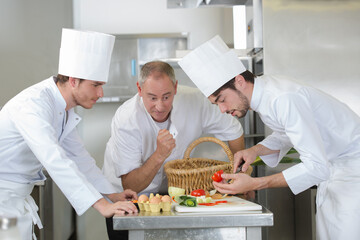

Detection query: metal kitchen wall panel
xmin=262 ymin=0 xmax=360 ymax=116
xmin=102 ymin=33 xmax=188 ymax=102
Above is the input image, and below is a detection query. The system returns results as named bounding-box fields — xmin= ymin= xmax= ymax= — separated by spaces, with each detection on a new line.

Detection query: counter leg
xmin=129 ymin=230 xmax=145 ymax=240
xmin=246 ymin=227 xmax=262 ymax=240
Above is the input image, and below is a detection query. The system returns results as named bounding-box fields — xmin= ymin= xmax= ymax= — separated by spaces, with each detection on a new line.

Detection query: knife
xmin=227 ymin=161 xmax=245 ymax=183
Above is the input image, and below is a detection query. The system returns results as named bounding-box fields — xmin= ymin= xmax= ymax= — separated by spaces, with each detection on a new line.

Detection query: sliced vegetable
xmin=209 ymin=190 xmax=217 ymax=196
xmin=179 ymin=195 xmax=197 ymax=207
xmin=190 ymin=189 xmax=206 ymax=197
xmin=212 ymin=170 xmax=223 ymax=182
xmin=198 ymin=200 xmax=228 ymax=206
xmin=198 ymin=203 xmax=217 ymax=206
xmin=196 ymin=196 xmax=212 ymax=203
xmin=168 ymin=186 xmax=185 ymax=197
xmin=211 ymin=193 xmax=224 ymax=199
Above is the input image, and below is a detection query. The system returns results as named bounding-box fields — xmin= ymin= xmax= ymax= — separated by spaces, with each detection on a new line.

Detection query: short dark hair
xmin=55 ymin=74 xmax=84 ymax=85
xmin=212 ymin=70 xmax=255 ymax=97
xmin=56 ymin=74 xmax=69 ymax=84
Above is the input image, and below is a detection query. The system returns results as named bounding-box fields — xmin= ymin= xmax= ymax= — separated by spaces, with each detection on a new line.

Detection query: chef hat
xmin=178 ymin=35 xmax=246 ymax=97
xmin=58 ymin=28 xmax=115 ymax=82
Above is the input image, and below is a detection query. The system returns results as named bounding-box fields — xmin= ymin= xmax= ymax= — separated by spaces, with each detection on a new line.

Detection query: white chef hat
xmin=58 ymin=28 xmax=115 ymax=82
xmin=178 ymin=35 xmax=246 ymax=97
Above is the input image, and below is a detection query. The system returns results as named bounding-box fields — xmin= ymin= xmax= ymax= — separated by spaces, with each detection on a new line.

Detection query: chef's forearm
xmin=92 ymin=198 xmax=111 ymax=217
xmin=121 ymin=152 xmax=165 ymax=193
xmin=255 ymin=172 xmax=288 ymax=190
xmin=228 ymin=135 xmax=245 ymax=154
xmin=252 ymin=144 xmax=280 ymax=156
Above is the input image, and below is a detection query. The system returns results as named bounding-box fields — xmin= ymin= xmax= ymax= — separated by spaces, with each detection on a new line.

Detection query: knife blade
xmin=227 ymin=161 xmax=245 ymax=183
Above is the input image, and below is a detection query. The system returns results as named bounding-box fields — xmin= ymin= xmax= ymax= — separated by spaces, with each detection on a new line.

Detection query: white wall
xmin=73 ymin=0 xmax=234 ymax=48
xmin=0 ymin=0 xmax=73 ymax=107
xmin=73 ymin=1 xmax=234 ymax=239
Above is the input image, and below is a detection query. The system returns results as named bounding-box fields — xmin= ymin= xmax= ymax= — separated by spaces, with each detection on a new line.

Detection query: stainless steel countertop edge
xmin=113 ymin=207 xmax=273 ymax=230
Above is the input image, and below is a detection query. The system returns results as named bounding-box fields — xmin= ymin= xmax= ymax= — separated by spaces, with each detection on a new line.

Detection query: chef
xmin=0 ymin=28 xmax=137 ymax=240
xmin=179 ymin=35 xmax=360 ymax=240
xmin=103 ymin=60 xmax=244 ymax=195
xmin=102 ymin=60 xmax=245 ymax=239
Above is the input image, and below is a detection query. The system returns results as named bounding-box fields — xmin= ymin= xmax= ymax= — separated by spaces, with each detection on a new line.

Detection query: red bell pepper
xmin=212 ymin=170 xmax=223 ymax=182
xmin=190 ymin=189 xmax=206 ymax=197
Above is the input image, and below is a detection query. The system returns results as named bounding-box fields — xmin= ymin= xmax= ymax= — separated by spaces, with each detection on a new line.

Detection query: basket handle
xmin=183 ymin=137 xmax=234 ymax=168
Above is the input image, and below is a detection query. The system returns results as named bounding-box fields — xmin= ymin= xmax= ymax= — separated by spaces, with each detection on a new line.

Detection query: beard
xmin=72 ymin=92 xmax=95 ymax=109
xmin=233 ymin=89 xmax=250 ymax=118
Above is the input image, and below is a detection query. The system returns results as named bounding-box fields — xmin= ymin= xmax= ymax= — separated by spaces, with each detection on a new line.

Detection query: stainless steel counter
xmin=113 ymin=205 xmax=273 ymax=240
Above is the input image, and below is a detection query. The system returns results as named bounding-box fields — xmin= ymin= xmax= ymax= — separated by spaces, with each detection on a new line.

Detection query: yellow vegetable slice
xmin=168 ymin=186 xmax=185 ymax=198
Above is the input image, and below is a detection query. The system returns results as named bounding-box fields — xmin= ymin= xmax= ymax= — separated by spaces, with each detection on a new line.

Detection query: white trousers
xmin=0 ymin=180 xmax=42 ymax=240
xmin=316 ymin=158 xmax=360 ymax=240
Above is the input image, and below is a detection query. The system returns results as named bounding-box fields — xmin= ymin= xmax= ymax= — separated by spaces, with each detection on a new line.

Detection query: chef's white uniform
xmin=0 ymin=77 xmax=116 ymax=240
xmin=102 ymin=85 xmax=243 ymax=195
xmin=251 ymin=75 xmax=360 ymax=240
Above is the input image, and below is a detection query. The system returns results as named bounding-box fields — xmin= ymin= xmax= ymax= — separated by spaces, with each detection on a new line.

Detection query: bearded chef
xmin=179 ymin=35 xmax=360 ymax=240
xmin=0 ymin=29 xmax=137 ymax=240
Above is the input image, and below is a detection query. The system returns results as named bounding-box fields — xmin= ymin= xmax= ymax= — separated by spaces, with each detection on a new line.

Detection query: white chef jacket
xmin=0 ymin=77 xmax=116 ymax=216
xmin=102 ymin=85 xmax=243 ymax=195
xmin=251 ymin=75 xmax=360 ymax=239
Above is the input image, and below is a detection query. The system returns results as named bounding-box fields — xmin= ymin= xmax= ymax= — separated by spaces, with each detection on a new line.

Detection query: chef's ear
xmin=69 ymin=77 xmax=77 ymax=88
xmin=136 ymin=81 xmax=142 ymax=96
xmin=174 ymin=80 xmax=178 ymax=94
xmin=234 ymin=75 xmax=246 ymax=89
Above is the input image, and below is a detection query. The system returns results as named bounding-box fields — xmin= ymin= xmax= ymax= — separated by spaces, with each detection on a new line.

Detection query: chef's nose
xmin=218 ymin=103 xmax=227 ymax=113
xmin=155 ymin=100 xmax=166 ymax=111
xmin=97 ymin=86 xmax=104 ymax=98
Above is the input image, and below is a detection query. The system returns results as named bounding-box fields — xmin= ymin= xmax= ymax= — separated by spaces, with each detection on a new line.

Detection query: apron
xmin=316 ymin=157 xmax=360 ymax=240
xmin=0 ymin=179 xmax=43 ymax=240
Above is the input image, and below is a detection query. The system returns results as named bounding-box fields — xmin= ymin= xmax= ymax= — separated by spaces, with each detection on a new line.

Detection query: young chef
xmin=0 ymin=28 xmax=137 ymax=240
xmin=179 ymin=35 xmax=360 ymax=240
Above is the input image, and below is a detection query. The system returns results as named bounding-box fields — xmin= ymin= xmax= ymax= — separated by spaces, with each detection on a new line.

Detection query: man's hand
xmin=213 ymin=172 xmax=288 ymax=195
xmin=121 ymin=129 xmax=176 ymax=193
xmin=106 ymin=189 xmax=138 ymax=202
xmin=154 ymin=129 xmax=176 ymax=161
xmin=233 ymin=148 xmax=257 ymax=173
xmin=92 ymin=198 xmax=138 ymax=218
xmin=213 ymin=173 xmax=254 ymax=194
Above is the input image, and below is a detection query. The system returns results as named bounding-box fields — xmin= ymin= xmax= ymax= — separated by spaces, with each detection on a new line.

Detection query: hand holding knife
xmin=227 ymin=160 xmax=245 ymax=183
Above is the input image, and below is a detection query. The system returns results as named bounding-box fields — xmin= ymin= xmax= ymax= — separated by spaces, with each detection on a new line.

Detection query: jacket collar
xmin=47 ymin=77 xmax=82 ymax=141
xmin=250 ymin=76 xmax=265 ymax=112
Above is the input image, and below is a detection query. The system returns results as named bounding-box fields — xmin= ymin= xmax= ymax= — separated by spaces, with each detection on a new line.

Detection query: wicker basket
xmin=164 ymin=137 xmax=235 ymax=195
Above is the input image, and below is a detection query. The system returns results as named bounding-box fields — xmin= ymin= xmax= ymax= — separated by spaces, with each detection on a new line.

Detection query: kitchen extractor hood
xmin=167 ymin=0 xmax=250 ymax=8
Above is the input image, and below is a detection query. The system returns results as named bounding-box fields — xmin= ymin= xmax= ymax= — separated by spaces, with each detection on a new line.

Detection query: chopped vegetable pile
xmin=178 ymin=195 xmax=197 ymax=207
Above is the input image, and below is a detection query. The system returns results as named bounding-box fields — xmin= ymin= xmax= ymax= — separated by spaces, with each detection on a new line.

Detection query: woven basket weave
xmin=164 ymin=137 xmax=234 ymax=195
